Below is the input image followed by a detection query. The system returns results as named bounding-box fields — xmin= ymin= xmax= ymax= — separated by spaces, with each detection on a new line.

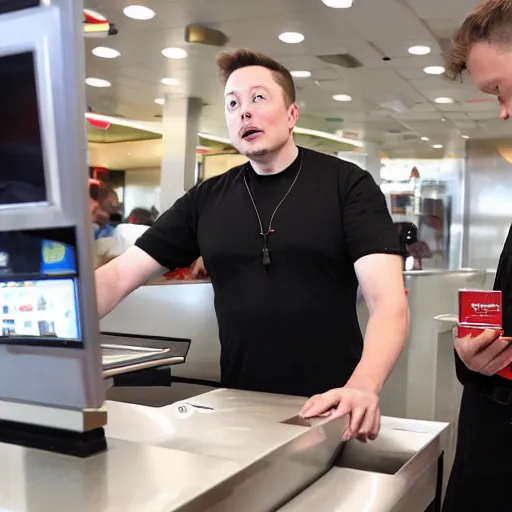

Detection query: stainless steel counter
xmin=0 ymin=389 xmax=448 ymax=511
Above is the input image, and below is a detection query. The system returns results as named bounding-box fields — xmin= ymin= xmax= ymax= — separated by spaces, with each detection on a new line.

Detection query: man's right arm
xmin=95 ymin=246 xmax=164 ymax=319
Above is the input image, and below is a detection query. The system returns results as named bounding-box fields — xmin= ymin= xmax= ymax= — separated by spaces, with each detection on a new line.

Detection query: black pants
xmin=443 ymin=383 xmax=512 ymax=511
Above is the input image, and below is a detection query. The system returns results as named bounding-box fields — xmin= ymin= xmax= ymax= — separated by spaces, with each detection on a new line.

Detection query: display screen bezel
xmin=0 ymin=274 xmax=83 ymax=348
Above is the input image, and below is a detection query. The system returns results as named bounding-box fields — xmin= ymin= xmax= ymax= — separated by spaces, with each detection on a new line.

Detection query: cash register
xmin=0 ymin=1 xmax=189 ymax=458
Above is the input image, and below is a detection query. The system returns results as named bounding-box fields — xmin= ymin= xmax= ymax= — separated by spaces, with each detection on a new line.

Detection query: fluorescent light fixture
xmin=424 ymin=65 xmax=445 ymax=75
xmin=161 ymin=77 xmax=180 ymax=86
xmin=279 ymin=32 xmax=305 ymax=44
xmin=155 ymin=98 xmax=165 ymax=105
xmin=322 ymin=0 xmax=353 ymax=7
xmin=333 ymin=94 xmax=352 ymax=102
xmin=92 ymin=47 xmax=120 ymax=59
xmin=123 ymin=5 xmax=155 ymax=20
xmin=198 ymin=127 xmax=364 ymax=148
xmin=161 ymin=47 xmax=188 ymax=59
xmin=462 ymin=135 xmax=470 ymax=139
xmin=294 ymin=126 xmax=364 ymax=147
xmin=435 ymin=97 xmax=454 ymax=104
xmin=86 ymin=77 xmax=111 ymax=88
xmin=421 ymin=137 xmax=429 ymax=141
xmin=408 ymin=45 xmax=431 ymax=55
xmin=291 ymin=70 xmax=311 ymax=78
xmin=198 ymin=132 xmax=232 ymax=145
xmin=432 ymin=144 xmax=443 ymax=149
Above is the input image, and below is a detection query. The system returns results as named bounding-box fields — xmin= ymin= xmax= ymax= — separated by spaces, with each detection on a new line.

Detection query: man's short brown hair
xmin=445 ymin=0 xmax=512 ymax=80
xmin=216 ymin=48 xmax=296 ymax=105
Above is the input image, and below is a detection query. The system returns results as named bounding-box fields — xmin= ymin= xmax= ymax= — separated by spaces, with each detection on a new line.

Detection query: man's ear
xmin=288 ymin=103 xmax=299 ymax=129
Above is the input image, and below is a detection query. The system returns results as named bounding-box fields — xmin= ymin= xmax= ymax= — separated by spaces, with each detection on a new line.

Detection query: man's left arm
xmin=300 ymin=165 xmax=408 ymax=440
xmin=301 ymin=254 xmax=407 ymax=440
xmin=346 ymin=253 xmax=408 ymax=394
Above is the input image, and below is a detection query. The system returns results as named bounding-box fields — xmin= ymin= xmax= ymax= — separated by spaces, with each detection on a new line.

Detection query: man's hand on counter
xmin=299 ymin=385 xmax=380 ymax=443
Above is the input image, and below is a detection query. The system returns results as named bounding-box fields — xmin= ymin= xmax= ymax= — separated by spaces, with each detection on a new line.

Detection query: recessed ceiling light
xmin=462 ymin=135 xmax=470 ymax=139
xmin=161 ymin=77 xmax=180 ymax=86
xmin=161 ymin=47 xmax=188 ymax=59
xmin=424 ymin=65 xmax=445 ymax=75
xmin=92 ymin=47 xmax=120 ymax=59
xmin=408 ymin=45 xmax=431 ymax=55
xmin=432 ymin=144 xmax=443 ymax=149
xmin=278 ymin=32 xmax=305 ymax=44
xmin=321 ymin=0 xmax=353 ymax=7
xmin=86 ymin=77 xmax=111 ymax=88
xmin=333 ymin=94 xmax=352 ymax=102
xmin=435 ymin=97 xmax=454 ymax=104
xmin=123 ymin=5 xmax=155 ymax=20
xmin=155 ymin=98 xmax=165 ymax=105
xmin=291 ymin=70 xmax=311 ymax=78
xmin=421 ymin=136 xmax=430 ymax=141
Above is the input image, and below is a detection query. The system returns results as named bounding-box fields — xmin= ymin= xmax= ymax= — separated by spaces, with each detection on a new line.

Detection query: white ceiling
xmin=83 ymin=0 xmax=505 ymax=158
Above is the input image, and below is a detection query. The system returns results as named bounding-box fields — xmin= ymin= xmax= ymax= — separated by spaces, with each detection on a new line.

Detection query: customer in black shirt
xmin=442 ymin=2 xmax=512 ymax=509
xmin=96 ymin=49 xmax=408 ymax=442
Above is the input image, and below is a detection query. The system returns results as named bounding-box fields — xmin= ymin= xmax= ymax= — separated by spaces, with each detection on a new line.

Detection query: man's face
xmin=224 ymin=66 xmax=299 ymax=158
xmin=468 ymin=42 xmax=512 ymax=120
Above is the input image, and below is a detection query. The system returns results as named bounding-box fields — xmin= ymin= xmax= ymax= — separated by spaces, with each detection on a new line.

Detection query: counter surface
xmin=0 ymin=389 xmax=346 ymax=512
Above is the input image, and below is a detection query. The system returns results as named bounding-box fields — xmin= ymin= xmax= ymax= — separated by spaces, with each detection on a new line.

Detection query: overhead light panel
xmin=162 ymin=47 xmax=188 ymax=59
xmin=155 ymin=98 xmax=165 ymax=105
xmin=462 ymin=135 xmax=470 ymax=139
xmin=279 ymin=32 xmax=304 ymax=44
xmin=86 ymin=77 xmax=111 ymax=87
xmin=433 ymin=144 xmax=443 ymax=149
xmin=92 ymin=46 xmax=120 ymax=59
xmin=435 ymin=97 xmax=454 ymax=104
xmin=421 ymin=137 xmax=429 ymax=141
xmin=123 ymin=5 xmax=155 ymax=20
xmin=333 ymin=94 xmax=352 ymax=102
xmin=408 ymin=45 xmax=431 ymax=55
xmin=322 ymin=0 xmax=353 ymax=7
xmin=161 ymin=77 xmax=180 ymax=86
xmin=291 ymin=70 xmax=311 ymax=78
xmin=424 ymin=65 xmax=445 ymax=75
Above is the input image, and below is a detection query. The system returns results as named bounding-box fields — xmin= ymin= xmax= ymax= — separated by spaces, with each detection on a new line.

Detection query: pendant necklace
xmin=243 ymin=150 xmax=303 ymax=272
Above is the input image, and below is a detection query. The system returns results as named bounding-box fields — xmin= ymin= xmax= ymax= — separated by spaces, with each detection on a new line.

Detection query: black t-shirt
xmin=455 ymin=224 xmax=512 ymax=389
xmin=136 ymin=147 xmax=402 ymax=396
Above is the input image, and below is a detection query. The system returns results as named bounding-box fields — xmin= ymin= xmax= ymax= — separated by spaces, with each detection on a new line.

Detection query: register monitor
xmin=0 ymin=2 xmax=104 ymax=409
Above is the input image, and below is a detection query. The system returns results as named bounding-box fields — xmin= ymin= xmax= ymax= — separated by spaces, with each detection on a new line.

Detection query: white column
xmin=363 ymin=142 xmax=381 ymax=185
xmin=159 ymin=96 xmax=203 ymax=211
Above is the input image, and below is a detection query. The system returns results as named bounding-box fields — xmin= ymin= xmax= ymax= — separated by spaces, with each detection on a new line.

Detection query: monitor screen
xmin=0 ymin=278 xmax=81 ymax=343
xmin=0 ymin=51 xmax=46 ymax=205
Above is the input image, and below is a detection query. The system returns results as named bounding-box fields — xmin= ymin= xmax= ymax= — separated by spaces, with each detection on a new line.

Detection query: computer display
xmin=0 ymin=230 xmax=81 ymax=347
xmin=0 ymin=51 xmax=46 ymax=206
xmin=0 ymin=278 xmax=80 ymax=342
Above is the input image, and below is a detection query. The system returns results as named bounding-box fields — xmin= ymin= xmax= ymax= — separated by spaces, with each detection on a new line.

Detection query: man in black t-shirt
xmin=96 ymin=49 xmax=408 ymax=442
xmin=442 ymin=2 xmax=512 ymax=510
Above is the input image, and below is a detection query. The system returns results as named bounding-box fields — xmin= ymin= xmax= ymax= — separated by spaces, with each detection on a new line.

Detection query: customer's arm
xmin=95 ymin=246 xmax=164 ymax=318
xmin=346 ymin=253 xmax=408 ymax=392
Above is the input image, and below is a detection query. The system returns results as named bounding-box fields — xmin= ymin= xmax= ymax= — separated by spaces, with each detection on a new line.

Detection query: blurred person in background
xmin=443 ymin=1 xmax=512 ymax=509
xmin=95 ymin=48 xmax=408 ymax=441
xmin=127 ymin=207 xmax=155 ymax=227
xmin=94 ymin=187 xmax=120 ymax=239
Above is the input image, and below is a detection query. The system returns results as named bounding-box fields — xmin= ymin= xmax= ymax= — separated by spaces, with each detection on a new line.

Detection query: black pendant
xmin=262 ymin=246 xmax=271 ymax=270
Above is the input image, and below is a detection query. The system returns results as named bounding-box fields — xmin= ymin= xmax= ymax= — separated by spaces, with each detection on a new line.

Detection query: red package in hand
xmin=458 ymin=290 xmax=502 ymax=327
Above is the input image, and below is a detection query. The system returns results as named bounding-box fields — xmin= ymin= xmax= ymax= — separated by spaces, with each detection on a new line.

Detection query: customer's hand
xmin=455 ymin=328 xmax=512 ymax=376
xmin=299 ymin=386 xmax=380 ymax=442
xmin=191 ymin=257 xmax=208 ymax=279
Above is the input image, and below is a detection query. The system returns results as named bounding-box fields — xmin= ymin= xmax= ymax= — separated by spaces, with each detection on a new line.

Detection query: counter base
xmin=0 ymin=420 xmax=107 ymax=458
